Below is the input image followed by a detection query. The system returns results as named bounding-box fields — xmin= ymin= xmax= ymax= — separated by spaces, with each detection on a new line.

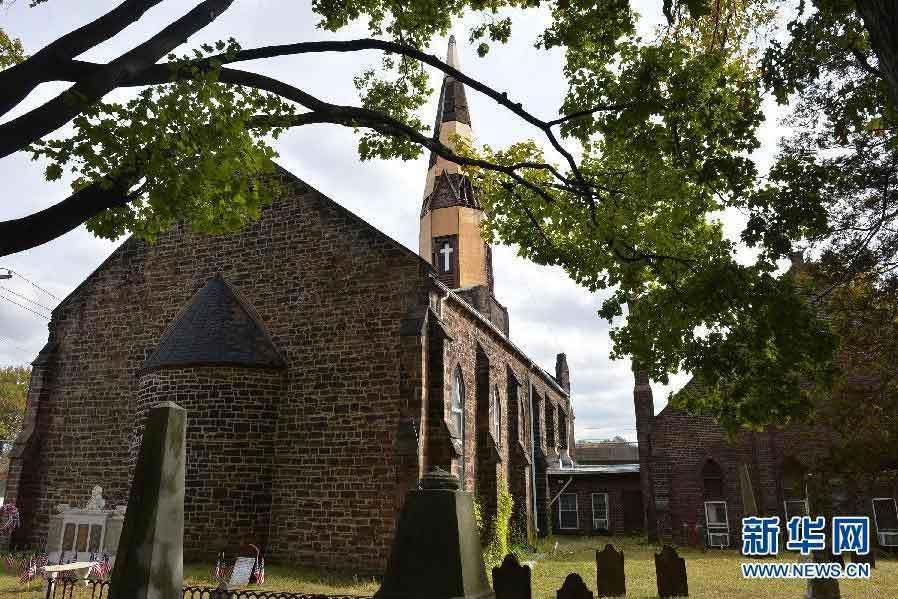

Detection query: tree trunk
xmin=856 ymin=0 xmax=898 ymax=109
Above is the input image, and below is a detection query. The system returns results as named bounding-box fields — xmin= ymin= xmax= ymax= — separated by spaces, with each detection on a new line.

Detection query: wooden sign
xmin=229 ymin=557 xmax=256 ymax=586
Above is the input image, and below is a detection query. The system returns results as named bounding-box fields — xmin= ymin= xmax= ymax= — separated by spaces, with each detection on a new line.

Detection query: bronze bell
xmin=375 ymin=467 xmax=494 ymax=599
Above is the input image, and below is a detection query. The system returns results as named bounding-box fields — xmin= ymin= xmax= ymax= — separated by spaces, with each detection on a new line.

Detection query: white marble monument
xmin=46 ymin=486 xmax=125 ymax=563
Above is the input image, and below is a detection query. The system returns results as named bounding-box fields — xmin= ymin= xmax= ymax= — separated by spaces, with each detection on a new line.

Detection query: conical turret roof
xmin=142 ymin=275 xmax=286 ymax=372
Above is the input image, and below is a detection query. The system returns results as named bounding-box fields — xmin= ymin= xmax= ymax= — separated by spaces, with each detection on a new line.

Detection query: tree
xmin=0 ymin=0 xmax=894 ymax=433
xmin=0 ymin=366 xmax=29 ymax=442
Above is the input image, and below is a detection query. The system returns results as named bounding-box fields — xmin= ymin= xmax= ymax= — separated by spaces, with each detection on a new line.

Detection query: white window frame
xmin=451 ymin=370 xmax=464 ymax=439
xmin=784 ymin=499 xmax=809 ymax=521
xmin=704 ymin=500 xmax=730 ymax=548
xmin=872 ymin=497 xmax=898 ymax=547
xmin=558 ymin=493 xmax=579 ymax=530
xmin=592 ymin=493 xmax=610 ymax=531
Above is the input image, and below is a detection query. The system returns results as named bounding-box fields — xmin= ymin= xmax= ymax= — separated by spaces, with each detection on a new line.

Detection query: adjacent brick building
xmin=3 ymin=37 xmax=576 ymax=572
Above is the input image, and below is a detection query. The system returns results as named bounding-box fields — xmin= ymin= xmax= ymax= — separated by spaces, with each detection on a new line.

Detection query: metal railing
xmin=44 ymin=579 xmax=373 ymax=599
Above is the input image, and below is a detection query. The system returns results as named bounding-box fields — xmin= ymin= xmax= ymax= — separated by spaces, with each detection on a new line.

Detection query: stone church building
xmin=3 ymin=38 xmax=576 ymax=571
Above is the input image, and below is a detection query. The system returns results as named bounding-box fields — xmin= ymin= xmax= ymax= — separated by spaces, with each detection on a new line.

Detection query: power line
xmin=0 ymin=286 xmax=54 ymax=313
xmin=0 ymin=291 xmax=50 ymax=320
xmin=1 ymin=268 xmax=60 ymax=301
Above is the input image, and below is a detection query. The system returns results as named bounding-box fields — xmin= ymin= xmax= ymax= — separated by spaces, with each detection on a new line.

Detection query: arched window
xmin=782 ymin=457 xmax=808 ymax=519
xmin=702 ymin=459 xmax=730 ymax=547
xmin=451 ymin=367 xmax=464 ymax=440
xmin=702 ymin=460 xmax=724 ymax=501
xmin=490 ymin=386 xmax=501 ymax=446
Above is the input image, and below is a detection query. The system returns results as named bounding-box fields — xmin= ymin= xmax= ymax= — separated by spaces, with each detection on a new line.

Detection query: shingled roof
xmin=421 ymin=172 xmax=481 ymax=215
xmin=142 ymin=275 xmax=286 ymax=372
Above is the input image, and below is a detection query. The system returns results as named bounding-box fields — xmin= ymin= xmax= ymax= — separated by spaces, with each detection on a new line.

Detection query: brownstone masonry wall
xmin=437 ymin=291 xmax=572 ymax=538
xmin=134 ymin=367 xmax=284 ymax=557
xmin=7 ymin=173 xmax=433 ymax=572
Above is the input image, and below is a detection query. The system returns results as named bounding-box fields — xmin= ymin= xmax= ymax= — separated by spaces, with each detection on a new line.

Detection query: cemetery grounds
xmin=0 ymin=536 xmax=895 ymax=598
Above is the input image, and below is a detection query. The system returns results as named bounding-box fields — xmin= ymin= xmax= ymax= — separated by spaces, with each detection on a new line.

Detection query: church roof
xmin=421 ymin=172 xmax=481 ymax=215
xmin=142 ymin=275 xmax=286 ymax=372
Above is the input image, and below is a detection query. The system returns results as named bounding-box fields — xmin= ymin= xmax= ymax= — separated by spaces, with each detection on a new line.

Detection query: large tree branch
xmin=0 ymin=172 xmax=139 ymax=257
xmin=0 ymin=0 xmax=165 ymax=115
xmin=0 ymin=0 xmax=235 ymax=160
xmin=27 ymin=38 xmax=611 ymax=197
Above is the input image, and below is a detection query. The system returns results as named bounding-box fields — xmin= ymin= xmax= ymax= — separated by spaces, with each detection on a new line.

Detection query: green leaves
xmin=30 ymin=42 xmax=296 ymax=243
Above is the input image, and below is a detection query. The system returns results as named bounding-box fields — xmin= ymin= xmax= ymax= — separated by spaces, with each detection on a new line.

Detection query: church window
xmin=558 ymin=493 xmax=579 ymax=530
xmin=490 ymin=387 xmax=501 ymax=446
xmin=558 ymin=410 xmax=568 ymax=449
xmin=782 ymin=457 xmax=808 ymax=520
xmin=545 ymin=401 xmax=556 ymax=448
xmin=702 ymin=459 xmax=725 ymax=501
xmin=451 ymin=367 xmax=464 ymax=439
xmin=702 ymin=459 xmax=730 ymax=547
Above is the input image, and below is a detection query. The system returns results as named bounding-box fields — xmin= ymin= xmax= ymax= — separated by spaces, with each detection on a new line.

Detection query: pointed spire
xmin=446 ymin=34 xmax=460 ymax=69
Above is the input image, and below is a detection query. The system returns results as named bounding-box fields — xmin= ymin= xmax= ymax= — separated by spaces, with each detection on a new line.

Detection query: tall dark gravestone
xmin=375 ymin=467 xmax=494 ymax=599
xmin=493 ymin=554 xmax=531 ymax=599
xmin=595 ymin=544 xmax=625 ymax=597
xmin=654 ymin=545 xmax=688 ymax=598
xmin=108 ymin=402 xmax=186 ymax=599
xmin=557 ymin=573 xmax=593 ymax=599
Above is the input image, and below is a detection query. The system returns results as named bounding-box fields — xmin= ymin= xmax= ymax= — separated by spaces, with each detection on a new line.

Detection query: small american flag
xmin=3 ymin=553 xmax=15 ymax=570
xmin=253 ymin=554 xmax=265 ymax=585
xmin=17 ymin=555 xmax=36 ymax=584
xmin=90 ymin=554 xmax=111 ymax=580
xmin=213 ymin=551 xmax=226 ymax=581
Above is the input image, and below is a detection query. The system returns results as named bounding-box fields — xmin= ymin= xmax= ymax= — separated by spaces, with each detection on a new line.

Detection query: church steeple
xmin=419 ymin=36 xmax=494 ymax=291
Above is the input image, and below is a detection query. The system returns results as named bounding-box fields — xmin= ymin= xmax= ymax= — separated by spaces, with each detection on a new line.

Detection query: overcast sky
xmin=0 ymin=1 xmax=787 ymax=441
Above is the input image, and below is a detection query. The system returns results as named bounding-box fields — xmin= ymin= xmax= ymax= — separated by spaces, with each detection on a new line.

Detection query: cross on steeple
xmin=439 ymin=241 xmax=454 ymax=272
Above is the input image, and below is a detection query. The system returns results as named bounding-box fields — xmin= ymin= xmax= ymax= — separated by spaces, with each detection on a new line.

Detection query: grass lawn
xmin=0 ymin=536 xmax=894 ymax=598
xmin=525 ymin=536 xmax=897 ymax=598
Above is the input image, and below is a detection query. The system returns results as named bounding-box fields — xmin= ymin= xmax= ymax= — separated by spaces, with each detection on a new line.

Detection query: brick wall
xmin=548 ymin=473 xmax=642 ymax=536
xmin=7 ymin=175 xmax=432 ymax=572
xmin=134 ymin=367 xmax=283 ymax=557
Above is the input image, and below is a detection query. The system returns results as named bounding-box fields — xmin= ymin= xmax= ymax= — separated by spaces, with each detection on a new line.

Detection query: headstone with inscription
xmin=229 ymin=557 xmax=256 ymax=587
xmin=655 ymin=545 xmax=688 ymax=598
xmin=595 ymin=544 xmax=625 ymax=597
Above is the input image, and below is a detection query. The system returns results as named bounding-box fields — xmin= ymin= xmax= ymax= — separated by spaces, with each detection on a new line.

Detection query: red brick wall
xmin=549 ymin=473 xmax=642 ymax=536
xmin=649 ymin=406 xmax=841 ymax=545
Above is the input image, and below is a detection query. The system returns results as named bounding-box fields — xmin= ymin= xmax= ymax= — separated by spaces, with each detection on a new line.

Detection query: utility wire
xmin=0 ymin=268 xmax=60 ymax=301
xmin=0 ymin=291 xmax=50 ymax=320
xmin=0 ymin=286 xmax=54 ymax=313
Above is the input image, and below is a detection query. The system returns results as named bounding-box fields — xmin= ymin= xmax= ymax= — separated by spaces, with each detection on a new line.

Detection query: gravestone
xmin=557 ymin=573 xmax=593 ymax=599
xmin=805 ymin=550 xmax=840 ymax=599
xmin=493 ymin=553 xmax=531 ymax=599
xmin=107 ymin=402 xmax=186 ymax=599
xmin=852 ymin=547 xmax=875 ymax=569
xmin=595 ymin=544 xmax=625 ymax=597
xmin=655 ymin=545 xmax=688 ymax=597
xmin=229 ymin=557 xmax=255 ymax=587
xmin=375 ymin=467 xmax=494 ymax=599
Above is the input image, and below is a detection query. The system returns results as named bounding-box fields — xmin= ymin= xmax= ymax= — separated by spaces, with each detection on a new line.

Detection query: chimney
xmin=555 ymin=353 xmax=570 ymax=393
